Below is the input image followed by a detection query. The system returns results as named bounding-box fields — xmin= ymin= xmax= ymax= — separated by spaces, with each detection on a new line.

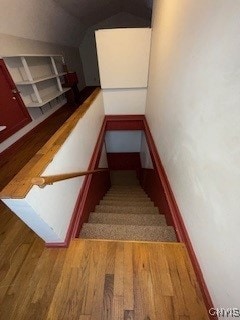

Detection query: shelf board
xmin=26 ymin=88 xmax=71 ymax=108
xmin=3 ymin=54 xmax=63 ymax=58
xmin=16 ymin=73 xmax=67 ymax=85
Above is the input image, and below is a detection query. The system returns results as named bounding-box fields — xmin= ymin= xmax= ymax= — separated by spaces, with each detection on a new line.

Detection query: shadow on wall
xmin=79 ymin=12 xmax=151 ymax=86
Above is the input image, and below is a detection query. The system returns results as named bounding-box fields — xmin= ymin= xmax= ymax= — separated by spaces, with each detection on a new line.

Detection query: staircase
xmin=79 ymin=170 xmax=177 ymax=242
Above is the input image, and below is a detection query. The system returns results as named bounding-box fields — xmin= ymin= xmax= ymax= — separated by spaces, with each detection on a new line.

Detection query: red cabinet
xmin=0 ymin=59 xmax=31 ymax=143
xmin=64 ymin=72 xmax=81 ymax=105
xmin=64 ymin=72 xmax=78 ymax=87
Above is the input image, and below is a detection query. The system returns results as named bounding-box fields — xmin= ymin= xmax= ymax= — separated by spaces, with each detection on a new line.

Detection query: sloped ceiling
xmin=53 ymin=0 xmax=153 ymax=28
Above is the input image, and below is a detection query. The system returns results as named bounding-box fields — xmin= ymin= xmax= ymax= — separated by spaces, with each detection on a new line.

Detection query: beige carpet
xmin=79 ymin=170 xmax=177 ymax=242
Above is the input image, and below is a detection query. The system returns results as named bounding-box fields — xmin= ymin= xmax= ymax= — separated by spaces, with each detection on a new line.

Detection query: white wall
xmin=0 ymin=0 xmax=84 ymax=47
xmin=105 ymin=131 xmax=153 ymax=169
xmin=140 ymin=132 xmax=153 ymax=169
xmin=95 ymin=27 xmax=151 ymax=115
xmin=99 ymin=143 xmax=108 ymax=168
xmin=146 ymin=0 xmax=240 ymax=307
xmin=3 ymin=92 xmax=105 ymax=243
xmin=103 ymin=88 xmax=147 ymax=115
xmin=79 ymin=12 xmax=150 ymax=86
xmin=0 ymin=33 xmax=86 ymax=153
xmin=96 ymin=28 xmax=151 ymax=89
xmin=105 ymin=131 xmax=142 ymax=153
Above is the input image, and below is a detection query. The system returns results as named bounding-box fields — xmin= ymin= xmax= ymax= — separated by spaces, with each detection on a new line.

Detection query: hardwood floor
xmin=0 ymin=214 xmax=209 ymax=320
xmin=0 ymin=86 xmax=209 ymax=319
xmin=0 ymin=219 xmax=210 ymax=320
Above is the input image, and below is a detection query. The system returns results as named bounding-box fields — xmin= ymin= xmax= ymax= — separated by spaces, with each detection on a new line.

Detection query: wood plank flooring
xmin=0 ymin=160 xmax=209 ymax=319
xmin=0 ymin=214 xmax=209 ymax=320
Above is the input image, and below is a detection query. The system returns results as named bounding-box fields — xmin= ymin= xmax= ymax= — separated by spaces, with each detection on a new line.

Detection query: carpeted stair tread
xmin=108 ymin=186 xmax=144 ymax=190
xmin=79 ymin=223 xmax=177 ymax=242
xmin=107 ymin=190 xmax=146 ymax=196
xmin=103 ymin=194 xmax=150 ymax=200
xmin=108 ymin=187 xmax=145 ymax=190
xmin=103 ymin=198 xmax=150 ymax=203
xmin=100 ymin=200 xmax=155 ymax=207
xmin=110 ymin=188 xmax=142 ymax=190
xmin=111 ymin=182 xmax=141 ymax=189
xmin=109 ymin=190 xmax=142 ymax=193
xmin=78 ymin=170 xmax=177 ymax=243
xmin=107 ymin=191 xmax=146 ymax=196
xmin=88 ymin=212 xmax=167 ymax=226
xmin=103 ymin=196 xmax=151 ymax=202
xmin=95 ymin=205 xmax=159 ymax=214
xmin=110 ymin=185 xmax=142 ymax=189
xmin=106 ymin=193 xmax=147 ymax=197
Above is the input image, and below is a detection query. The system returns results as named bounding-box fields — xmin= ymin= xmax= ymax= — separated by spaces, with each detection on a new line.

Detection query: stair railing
xmin=31 ymin=168 xmax=109 ymax=188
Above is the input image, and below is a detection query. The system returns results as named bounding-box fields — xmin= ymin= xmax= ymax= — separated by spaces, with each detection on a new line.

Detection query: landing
xmin=0 ymin=237 xmax=209 ymax=319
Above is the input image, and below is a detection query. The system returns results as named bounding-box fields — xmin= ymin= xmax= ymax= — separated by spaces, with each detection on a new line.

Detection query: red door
xmin=0 ymin=59 xmax=31 ymax=143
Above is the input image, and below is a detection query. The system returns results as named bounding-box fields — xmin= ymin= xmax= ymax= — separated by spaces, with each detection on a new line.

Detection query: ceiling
xmin=54 ymin=0 xmax=153 ymax=28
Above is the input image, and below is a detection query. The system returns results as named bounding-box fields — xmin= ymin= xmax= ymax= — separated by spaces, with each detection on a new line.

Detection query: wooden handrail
xmin=31 ymin=169 xmax=109 ymax=188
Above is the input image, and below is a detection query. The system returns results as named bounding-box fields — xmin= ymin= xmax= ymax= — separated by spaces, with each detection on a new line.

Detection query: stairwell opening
xmin=78 ymin=129 xmax=178 ymax=243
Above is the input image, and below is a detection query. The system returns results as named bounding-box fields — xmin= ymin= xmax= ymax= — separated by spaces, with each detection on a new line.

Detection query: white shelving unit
xmin=26 ymin=88 xmax=70 ymax=108
xmin=15 ymin=72 xmax=67 ymax=85
xmin=2 ymin=54 xmax=71 ymax=109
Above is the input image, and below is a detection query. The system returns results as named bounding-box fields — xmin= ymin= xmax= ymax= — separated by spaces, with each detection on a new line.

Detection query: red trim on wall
xmin=72 ymin=117 xmax=111 ymax=238
xmin=107 ymin=152 xmax=142 ymax=171
xmin=140 ymin=168 xmax=172 ymax=223
xmin=105 ymin=115 xmax=145 ymax=131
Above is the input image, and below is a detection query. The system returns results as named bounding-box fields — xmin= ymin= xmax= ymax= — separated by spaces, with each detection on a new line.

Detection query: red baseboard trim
xmin=140 ymin=168 xmax=172 ymax=223
xmin=45 ymin=241 xmax=68 ymax=248
xmin=142 ymin=117 xmax=215 ymax=319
